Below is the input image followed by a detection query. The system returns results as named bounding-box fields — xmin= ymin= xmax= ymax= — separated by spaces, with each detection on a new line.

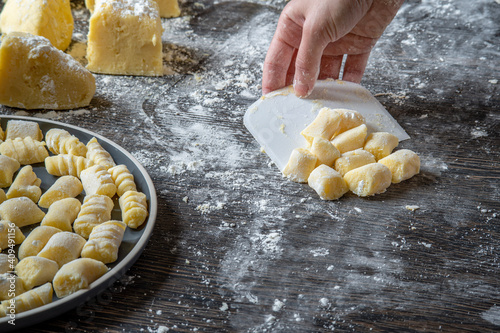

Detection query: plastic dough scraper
xmin=243 ymin=79 xmax=410 ymax=172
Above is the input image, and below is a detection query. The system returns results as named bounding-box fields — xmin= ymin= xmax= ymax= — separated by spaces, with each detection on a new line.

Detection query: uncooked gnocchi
xmin=73 ymin=194 xmax=114 ymax=239
xmin=5 ymin=120 xmax=43 ymax=141
xmin=0 ymin=282 xmax=53 ymax=317
xmin=80 ymin=164 xmax=117 ymax=198
xmin=52 ymin=258 xmax=108 ymax=298
xmin=0 ymin=137 xmax=49 ymax=165
xmin=45 ymin=153 xmax=94 ymax=178
xmin=0 ymin=273 xmax=25 ymax=301
xmin=0 ymin=155 xmax=20 ymax=188
xmin=46 ymin=128 xmax=87 ymax=156
xmin=37 ymin=231 xmax=86 ymax=268
xmin=86 ymin=137 xmax=115 ymax=169
xmin=109 ymin=164 xmax=137 ymax=197
xmin=119 ymin=190 xmax=148 ymax=229
xmin=0 ymin=197 xmax=45 ymax=228
xmin=18 ymin=226 xmax=62 ymax=260
xmin=38 ymin=175 xmax=83 ymax=209
xmin=0 ymin=220 xmax=25 ymax=251
xmin=41 ymin=197 xmax=81 ymax=232
xmin=15 ymin=256 xmax=59 ymax=290
xmin=300 ymin=107 xmax=341 ymax=143
xmin=6 ymin=165 xmax=42 ymax=202
xmin=81 ymin=220 xmax=126 ymax=264
xmin=282 ymin=148 xmax=317 ymax=183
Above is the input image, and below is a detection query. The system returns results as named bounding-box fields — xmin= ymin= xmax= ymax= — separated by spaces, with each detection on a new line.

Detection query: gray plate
xmin=0 ymin=115 xmax=157 ymax=331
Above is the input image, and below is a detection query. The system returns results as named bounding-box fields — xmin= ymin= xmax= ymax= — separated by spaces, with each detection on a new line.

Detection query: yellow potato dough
xmin=18 ymin=226 xmax=62 ymax=260
xmin=331 ymin=124 xmax=368 ymax=154
xmin=87 ymin=0 xmax=180 ymax=18
xmin=37 ymin=231 xmax=86 ymax=268
xmin=363 ymin=132 xmax=399 ymax=161
xmin=73 ymin=194 xmax=114 ymax=239
xmin=81 ymin=220 xmax=126 ymax=264
xmin=53 ymin=258 xmax=108 ymax=298
xmin=282 ymin=148 xmax=317 ymax=183
xmin=0 ymin=254 xmax=17 ymax=275
xmin=6 ymin=165 xmax=42 ymax=203
xmin=0 ymin=282 xmax=52 ymax=317
xmin=0 ymin=197 xmax=45 ymax=228
xmin=38 ymin=175 xmax=83 ymax=209
xmin=80 ymin=164 xmax=117 ymax=198
xmin=378 ymin=149 xmax=420 ymax=183
xmin=344 ymin=163 xmax=392 ymax=197
xmin=301 ymin=107 xmax=341 ymax=143
xmin=0 ymin=220 xmax=25 ymax=252
xmin=5 ymin=120 xmax=43 ymax=141
xmin=0 ymin=155 xmax=20 ymax=188
xmin=332 ymin=109 xmax=365 ymax=138
xmin=0 ymin=32 xmax=96 ymax=110
xmin=41 ymin=197 xmax=82 ymax=232
xmin=0 ymin=273 xmax=25 ymax=301
xmin=310 ymin=137 xmax=340 ymax=168
xmin=0 ymin=0 xmax=73 ymax=51
xmin=0 ymin=137 xmax=49 ymax=165
xmin=87 ymin=0 xmax=163 ymax=76
xmin=15 ymin=256 xmax=59 ymax=290
xmin=334 ymin=149 xmax=376 ymax=177
xmin=0 ymin=190 xmax=5 ymax=204
xmin=307 ymin=165 xmax=349 ymax=200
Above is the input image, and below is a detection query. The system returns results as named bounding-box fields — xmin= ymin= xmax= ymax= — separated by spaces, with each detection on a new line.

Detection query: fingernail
xmin=293 ymin=80 xmax=312 ymax=98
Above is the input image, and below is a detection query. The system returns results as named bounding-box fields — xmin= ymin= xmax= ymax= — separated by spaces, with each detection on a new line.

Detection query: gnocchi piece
xmin=15 ymin=257 xmax=59 ymax=290
xmin=5 ymin=120 xmax=43 ymax=141
xmin=38 ymin=175 xmax=83 ymax=209
xmin=0 ymin=155 xmax=20 ymax=188
xmin=307 ymin=165 xmax=349 ymax=200
xmin=310 ymin=137 xmax=340 ymax=168
xmin=86 ymin=137 xmax=115 ymax=169
xmin=6 ymin=165 xmax=42 ymax=202
xmin=334 ymin=149 xmax=376 ymax=177
xmin=300 ymin=107 xmax=341 ymax=143
xmin=0 ymin=273 xmax=25 ymax=301
xmin=332 ymin=109 xmax=366 ymax=138
xmin=344 ymin=163 xmax=392 ymax=197
xmin=52 ymin=258 xmax=108 ymax=298
xmin=0 ymin=197 xmax=45 ymax=228
xmin=45 ymin=128 xmax=87 ymax=157
xmin=0 ymin=282 xmax=52 ymax=317
xmin=0 ymin=124 xmax=4 ymax=141
xmin=109 ymin=164 xmax=137 ymax=197
xmin=0 ymin=189 xmax=6 ymax=204
xmin=37 ymin=231 xmax=86 ymax=268
xmin=45 ymin=153 xmax=94 ymax=178
xmin=18 ymin=226 xmax=62 ymax=260
xmin=41 ymin=198 xmax=81 ymax=232
xmin=0 ymin=254 xmax=17 ymax=274
xmin=330 ymin=124 xmax=368 ymax=154
xmin=73 ymin=194 xmax=114 ymax=239
xmin=363 ymin=132 xmax=399 ymax=161
xmin=378 ymin=149 xmax=420 ymax=183
xmin=282 ymin=148 xmax=318 ymax=183
xmin=119 ymin=190 xmax=148 ymax=229
xmin=0 ymin=137 xmax=49 ymax=165
xmin=81 ymin=220 xmax=126 ymax=264
xmin=80 ymin=164 xmax=117 ymax=198
xmin=0 ymin=220 xmax=25 ymax=251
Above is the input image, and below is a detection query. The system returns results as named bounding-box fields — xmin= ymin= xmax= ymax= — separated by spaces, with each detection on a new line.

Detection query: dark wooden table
xmin=1 ymin=0 xmax=499 ymax=332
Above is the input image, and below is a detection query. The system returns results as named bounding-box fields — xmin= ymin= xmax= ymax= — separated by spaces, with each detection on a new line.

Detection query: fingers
xmin=341 ymin=52 xmax=371 ymax=83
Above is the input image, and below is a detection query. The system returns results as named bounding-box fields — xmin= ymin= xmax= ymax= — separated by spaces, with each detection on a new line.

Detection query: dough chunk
xmin=307 ymin=165 xmax=349 ymax=200
xmin=86 ymin=137 xmax=116 ymax=170
xmin=0 ymin=282 xmax=52 ymax=317
xmin=15 ymin=257 xmax=59 ymax=290
xmin=37 ymin=231 xmax=86 ymax=268
xmin=87 ymin=0 xmax=180 ymax=18
xmin=0 ymin=137 xmax=49 ymax=165
xmin=5 ymin=120 xmax=43 ymax=141
xmin=0 ymin=254 xmax=17 ymax=275
xmin=45 ymin=154 xmax=94 ymax=178
xmin=282 ymin=148 xmax=317 ymax=183
xmin=80 ymin=164 xmax=117 ymax=198
xmin=81 ymin=220 xmax=126 ymax=264
xmin=310 ymin=137 xmax=340 ymax=168
xmin=344 ymin=163 xmax=392 ymax=197
xmin=46 ymin=128 xmax=87 ymax=157
xmin=331 ymin=124 xmax=368 ymax=154
xmin=109 ymin=164 xmax=137 ymax=197
xmin=87 ymin=0 xmax=163 ymax=76
xmin=0 ymin=155 xmax=20 ymax=188
xmin=378 ymin=149 xmax=420 ymax=183
xmin=0 ymin=190 xmax=4 ymax=204
xmin=0 ymin=0 xmax=73 ymax=51
xmin=38 ymin=175 xmax=83 ymax=208
xmin=334 ymin=149 xmax=376 ymax=177
xmin=41 ymin=198 xmax=81 ymax=232
xmin=0 ymin=197 xmax=45 ymax=228
xmin=300 ymin=107 xmax=341 ymax=143
xmin=120 ymin=190 xmax=148 ymax=229
xmin=6 ymin=165 xmax=42 ymax=202
xmin=332 ymin=109 xmax=365 ymax=138
xmin=53 ymin=258 xmax=108 ymax=298
xmin=0 ymin=125 xmax=4 ymax=142
xmin=18 ymin=226 xmax=62 ymax=260
xmin=0 ymin=273 xmax=25 ymax=301
xmin=0 ymin=220 xmax=25 ymax=252
xmin=363 ymin=132 xmax=399 ymax=161
xmin=73 ymin=194 xmax=114 ymax=239
xmin=0 ymin=32 xmax=96 ymax=109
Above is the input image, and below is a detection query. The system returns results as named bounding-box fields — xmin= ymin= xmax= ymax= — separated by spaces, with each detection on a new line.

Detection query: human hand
xmin=262 ymin=0 xmax=404 ymax=97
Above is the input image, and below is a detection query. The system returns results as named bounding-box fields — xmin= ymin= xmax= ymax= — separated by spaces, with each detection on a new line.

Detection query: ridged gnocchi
xmin=81 ymin=220 xmax=126 ymax=264
xmin=46 ymin=128 xmax=87 ymax=157
xmin=0 ymin=137 xmax=49 ymax=165
xmin=86 ymin=137 xmax=115 ymax=169
xmin=0 ymin=197 xmax=45 ymax=228
xmin=6 ymin=165 xmax=42 ymax=202
xmin=0 ymin=282 xmax=53 ymax=317
xmin=41 ymin=198 xmax=81 ymax=232
xmin=73 ymin=194 xmax=114 ymax=239
xmin=38 ymin=175 xmax=83 ymax=209
xmin=80 ymin=164 xmax=117 ymax=198
xmin=37 ymin=231 xmax=86 ymax=268
xmin=53 ymin=258 xmax=108 ymax=298
xmin=119 ymin=190 xmax=148 ymax=229
xmin=45 ymin=154 xmax=94 ymax=178
xmin=109 ymin=164 xmax=137 ymax=196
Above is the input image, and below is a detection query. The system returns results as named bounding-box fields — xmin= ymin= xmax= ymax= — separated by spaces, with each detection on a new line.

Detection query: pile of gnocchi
xmin=283 ymin=107 xmax=420 ymax=200
xmin=0 ymin=119 xmax=148 ymax=317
